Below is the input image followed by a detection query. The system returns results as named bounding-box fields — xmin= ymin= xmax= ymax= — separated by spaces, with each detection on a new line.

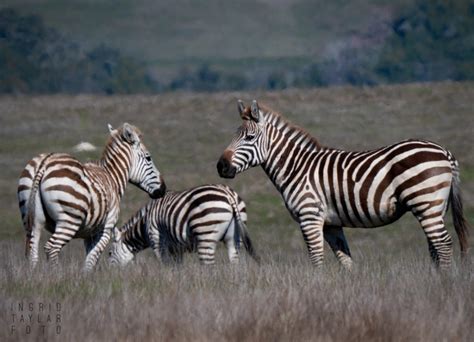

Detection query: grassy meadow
xmin=0 ymin=82 xmax=473 ymax=341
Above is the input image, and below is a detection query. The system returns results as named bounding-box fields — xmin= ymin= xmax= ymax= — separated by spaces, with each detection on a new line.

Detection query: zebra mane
xmin=100 ymin=124 xmax=142 ymax=161
xmin=258 ymin=104 xmax=322 ymax=151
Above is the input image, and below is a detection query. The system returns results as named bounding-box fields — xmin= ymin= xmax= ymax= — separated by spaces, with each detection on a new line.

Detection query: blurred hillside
xmin=1 ymin=0 xmax=474 ymax=93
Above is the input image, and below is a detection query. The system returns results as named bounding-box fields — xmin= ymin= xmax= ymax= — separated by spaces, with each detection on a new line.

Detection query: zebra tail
xmin=228 ymin=192 xmax=260 ymax=264
xmin=450 ymin=163 xmax=470 ymax=259
xmin=241 ymin=226 xmax=260 ymax=265
xmin=25 ymin=154 xmax=51 ymax=257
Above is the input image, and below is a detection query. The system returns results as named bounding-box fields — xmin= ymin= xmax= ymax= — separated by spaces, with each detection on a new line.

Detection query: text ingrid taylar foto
xmin=10 ymin=301 xmax=61 ymax=335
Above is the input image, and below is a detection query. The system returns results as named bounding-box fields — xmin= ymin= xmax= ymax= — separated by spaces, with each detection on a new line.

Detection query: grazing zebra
xmin=17 ymin=123 xmax=166 ymax=271
xmin=108 ymin=184 xmax=259 ymax=266
xmin=217 ymin=100 xmax=470 ymax=269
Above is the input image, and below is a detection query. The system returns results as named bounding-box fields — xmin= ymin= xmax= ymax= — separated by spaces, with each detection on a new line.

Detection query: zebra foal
xmin=217 ymin=100 xmax=470 ymax=269
xmin=17 ymin=123 xmax=166 ymax=271
xmin=109 ymin=184 xmax=259 ymax=266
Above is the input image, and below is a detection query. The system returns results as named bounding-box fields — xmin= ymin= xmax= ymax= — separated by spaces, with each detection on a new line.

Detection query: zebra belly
xmin=74 ymin=223 xmax=105 ymax=238
xmin=42 ymin=215 xmax=103 ymax=239
xmin=158 ymin=222 xmax=192 ymax=249
xmin=324 ymin=196 xmax=407 ymax=228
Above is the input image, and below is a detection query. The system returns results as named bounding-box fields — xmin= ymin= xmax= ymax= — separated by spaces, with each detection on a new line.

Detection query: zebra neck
xmin=100 ymin=137 xmax=131 ymax=198
xmin=261 ymin=125 xmax=318 ymax=192
xmin=122 ymin=207 xmax=150 ymax=253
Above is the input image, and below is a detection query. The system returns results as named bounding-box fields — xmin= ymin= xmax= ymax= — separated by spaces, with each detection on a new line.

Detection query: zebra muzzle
xmin=150 ymin=182 xmax=167 ymax=199
xmin=217 ymin=156 xmax=236 ymax=179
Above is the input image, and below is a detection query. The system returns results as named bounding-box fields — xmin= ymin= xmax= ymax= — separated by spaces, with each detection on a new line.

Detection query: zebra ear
xmin=107 ymin=123 xmax=115 ymax=134
xmin=250 ymin=100 xmax=261 ymax=123
xmin=237 ymin=100 xmax=245 ymax=116
xmin=122 ymin=123 xmax=140 ymax=145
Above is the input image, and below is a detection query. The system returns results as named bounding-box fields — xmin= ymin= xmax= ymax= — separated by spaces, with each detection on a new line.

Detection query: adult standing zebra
xmin=108 ymin=184 xmax=259 ymax=266
xmin=217 ymin=100 xmax=469 ymax=269
xmin=17 ymin=123 xmax=166 ymax=271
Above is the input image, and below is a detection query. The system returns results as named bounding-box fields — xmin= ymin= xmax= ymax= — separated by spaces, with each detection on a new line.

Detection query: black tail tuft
xmin=24 ymin=153 xmax=52 ymax=258
xmin=242 ymin=234 xmax=261 ymax=265
xmin=225 ymin=186 xmax=261 ymax=265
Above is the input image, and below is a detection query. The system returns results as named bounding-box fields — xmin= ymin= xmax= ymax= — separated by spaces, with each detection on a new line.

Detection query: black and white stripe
xmin=217 ymin=100 xmax=469 ymax=269
xmin=108 ymin=184 xmax=259 ymax=266
xmin=17 ymin=123 xmax=166 ymax=271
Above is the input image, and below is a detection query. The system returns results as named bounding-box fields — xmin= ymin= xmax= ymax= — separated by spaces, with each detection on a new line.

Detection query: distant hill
xmin=1 ymin=0 xmax=474 ymax=93
xmin=0 ymin=1 xmax=404 ymax=60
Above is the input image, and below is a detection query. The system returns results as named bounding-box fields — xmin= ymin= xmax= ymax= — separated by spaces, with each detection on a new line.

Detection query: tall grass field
xmin=0 ymin=82 xmax=473 ymax=341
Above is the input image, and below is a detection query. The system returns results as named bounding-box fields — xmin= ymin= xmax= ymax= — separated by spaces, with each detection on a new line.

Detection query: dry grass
xmin=0 ymin=82 xmax=473 ymax=340
xmin=0 ymin=241 xmax=473 ymax=341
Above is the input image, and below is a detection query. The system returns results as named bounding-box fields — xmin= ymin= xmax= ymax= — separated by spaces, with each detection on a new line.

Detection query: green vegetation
xmin=376 ymin=0 xmax=474 ymax=82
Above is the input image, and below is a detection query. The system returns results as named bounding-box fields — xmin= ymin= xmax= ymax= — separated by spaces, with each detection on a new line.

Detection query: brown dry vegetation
xmin=0 ymin=82 xmax=473 ymax=341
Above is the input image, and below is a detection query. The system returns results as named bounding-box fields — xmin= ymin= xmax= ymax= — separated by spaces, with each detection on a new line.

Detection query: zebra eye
xmin=245 ymin=134 xmax=255 ymax=141
xmin=145 ymin=155 xmax=152 ymax=162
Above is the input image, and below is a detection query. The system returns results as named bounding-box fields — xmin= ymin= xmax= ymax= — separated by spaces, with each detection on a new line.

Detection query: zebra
xmin=17 ymin=123 xmax=166 ymax=271
xmin=217 ymin=100 xmax=470 ymax=269
xmin=108 ymin=184 xmax=259 ymax=266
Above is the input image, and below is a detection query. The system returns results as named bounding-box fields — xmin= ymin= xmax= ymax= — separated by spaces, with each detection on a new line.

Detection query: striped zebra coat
xmin=217 ymin=100 xmax=469 ymax=269
xmin=108 ymin=184 xmax=259 ymax=266
xmin=17 ymin=123 xmax=166 ymax=271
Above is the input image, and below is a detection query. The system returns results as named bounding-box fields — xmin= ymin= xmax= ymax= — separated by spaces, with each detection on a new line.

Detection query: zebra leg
xmin=158 ymin=240 xmax=175 ymax=265
xmin=224 ymin=239 xmax=239 ymax=264
xmin=155 ymin=238 xmax=184 ymax=265
xmin=153 ymin=242 xmax=165 ymax=262
xmin=323 ymin=226 xmax=353 ymax=270
xmin=84 ymin=233 xmax=101 ymax=255
xmin=44 ymin=220 xmax=76 ymax=267
xmin=427 ymin=240 xmax=439 ymax=264
xmin=83 ymin=229 xmax=112 ymax=271
xmin=23 ymin=190 xmax=47 ymax=269
xmin=27 ymin=215 xmax=45 ymax=269
xmin=175 ymin=247 xmax=184 ymax=264
xmin=223 ymin=220 xmax=239 ymax=264
xmin=299 ymin=214 xmax=326 ymax=267
xmin=197 ymin=237 xmax=218 ymax=265
xmin=148 ymin=228 xmax=164 ymax=262
xmin=417 ymin=214 xmax=453 ymax=269
xmin=168 ymin=245 xmax=184 ymax=265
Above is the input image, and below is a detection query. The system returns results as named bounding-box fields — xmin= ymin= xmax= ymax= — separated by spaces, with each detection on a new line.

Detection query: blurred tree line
xmin=0 ymin=8 xmax=158 ymax=94
xmin=291 ymin=0 xmax=474 ymax=87
xmin=1 ymin=1 xmax=474 ymax=94
xmin=376 ymin=0 xmax=474 ymax=83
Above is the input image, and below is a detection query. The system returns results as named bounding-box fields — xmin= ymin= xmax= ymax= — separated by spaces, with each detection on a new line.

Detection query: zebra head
xmin=109 ymin=123 xmax=166 ymax=199
xmin=108 ymin=226 xmax=135 ymax=266
xmin=217 ymin=100 xmax=268 ymax=178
